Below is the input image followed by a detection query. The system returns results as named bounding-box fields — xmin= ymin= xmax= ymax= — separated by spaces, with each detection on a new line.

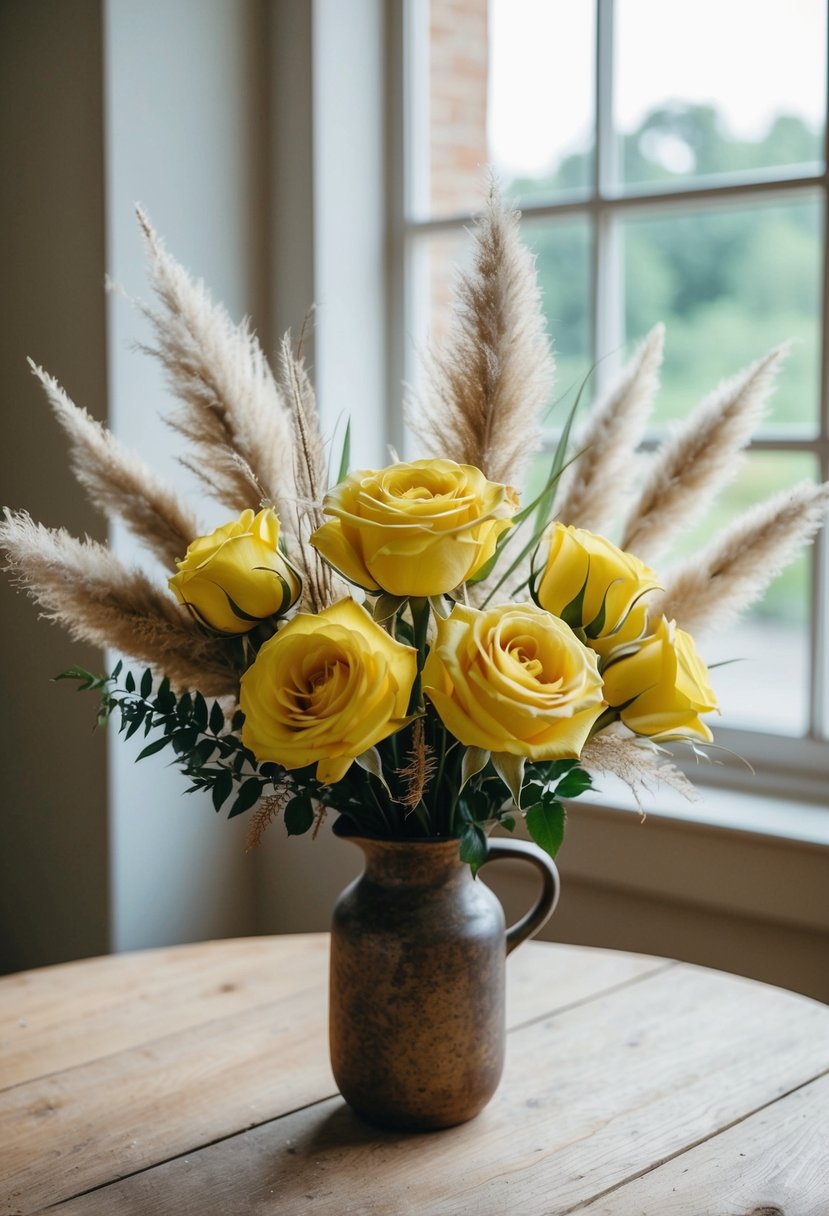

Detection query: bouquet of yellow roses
xmin=2 ymin=191 xmax=826 ymax=868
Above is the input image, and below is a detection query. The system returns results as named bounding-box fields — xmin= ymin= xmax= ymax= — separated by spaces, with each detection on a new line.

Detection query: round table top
xmin=1 ymin=934 xmax=827 ymax=1215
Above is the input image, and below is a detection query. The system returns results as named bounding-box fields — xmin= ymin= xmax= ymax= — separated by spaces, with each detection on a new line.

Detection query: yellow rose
xmin=602 ymin=616 xmax=718 ymax=742
xmin=169 ymin=507 xmax=301 ymax=634
xmin=239 ymin=598 xmax=417 ymax=784
xmin=422 ymin=602 xmax=605 ymax=761
xmin=535 ymin=523 xmax=660 ymax=658
xmin=310 ymin=459 xmax=518 ymax=597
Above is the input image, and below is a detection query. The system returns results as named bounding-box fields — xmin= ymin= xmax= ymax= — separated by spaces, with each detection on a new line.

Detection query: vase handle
xmin=482 ymin=838 xmax=561 ymax=955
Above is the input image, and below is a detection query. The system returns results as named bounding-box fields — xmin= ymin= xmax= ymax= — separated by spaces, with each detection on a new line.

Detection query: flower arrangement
xmin=2 ymin=189 xmax=827 ymax=869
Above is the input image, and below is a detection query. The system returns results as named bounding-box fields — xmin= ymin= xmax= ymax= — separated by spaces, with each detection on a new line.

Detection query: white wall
xmin=102 ymin=0 xmax=273 ymax=949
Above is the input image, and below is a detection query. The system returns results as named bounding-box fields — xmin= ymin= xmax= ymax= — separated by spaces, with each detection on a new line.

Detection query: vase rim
xmin=332 ymin=816 xmax=463 ymax=848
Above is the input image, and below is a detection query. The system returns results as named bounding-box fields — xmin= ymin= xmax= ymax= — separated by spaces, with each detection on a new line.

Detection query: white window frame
xmin=389 ymin=0 xmax=829 ymax=803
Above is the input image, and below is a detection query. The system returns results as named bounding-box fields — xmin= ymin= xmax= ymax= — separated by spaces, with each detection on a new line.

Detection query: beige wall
xmin=0 ymin=0 xmax=110 ymax=972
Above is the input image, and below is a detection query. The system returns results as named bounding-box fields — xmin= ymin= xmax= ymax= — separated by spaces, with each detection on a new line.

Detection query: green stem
xmin=406 ymin=597 xmax=431 ymax=714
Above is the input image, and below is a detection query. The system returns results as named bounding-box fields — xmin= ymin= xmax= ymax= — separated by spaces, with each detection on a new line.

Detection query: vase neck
xmin=350 ymin=836 xmax=467 ymax=889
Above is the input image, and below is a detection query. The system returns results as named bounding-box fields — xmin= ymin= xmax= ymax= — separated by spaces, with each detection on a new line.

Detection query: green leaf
xmin=284 ymin=795 xmax=315 ymax=835
xmin=193 ymin=738 xmax=217 ymax=766
xmin=172 ymin=728 xmax=198 ymax=754
xmin=559 ymin=568 xmax=590 ymax=630
xmin=500 ymin=814 xmax=516 ymax=833
xmin=124 ymin=711 xmax=146 ymax=741
xmin=519 ymin=782 xmax=544 ymax=810
xmin=153 ymin=677 xmax=174 ymax=714
xmin=229 ymin=777 xmax=262 ymax=818
xmin=211 ymin=769 xmax=234 ymax=813
xmin=209 ymin=700 xmax=225 ymax=735
xmin=54 ymin=665 xmax=98 ymax=687
xmin=372 ymin=593 xmax=405 ymax=623
xmin=463 ymin=787 xmax=491 ymax=821
xmin=545 ymin=758 xmax=579 ymax=780
xmin=140 ymin=669 xmax=153 ymax=699
xmin=459 ymin=823 xmax=488 ymax=875
xmin=354 ymin=746 xmax=391 ymax=795
xmin=125 ymin=671 xmax=136 ymax=693
xmin=525 ymin=800 xmax=566 ymax=859
xmin=534 ymin=384 xmax=585 ymax=533
xmin=192 ymin=692 xmax=208 ymax=732
xmin=428 ymin=594 xmax=450 ymax=620
xmin=136 ymin=735 xmax=169 ymax=761
xmin=336 ymin=417 xmax=352 ymax=484
xmin=555 ymin=768 xmax=593 ymax=800
xmin=460 ymin=746 xmax=490 ymax=793
xmin=491 ymin=752 xmax=526 ymax=808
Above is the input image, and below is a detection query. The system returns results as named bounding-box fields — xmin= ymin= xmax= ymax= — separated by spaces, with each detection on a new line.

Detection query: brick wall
xmin=427 ymin=0 xmax=489 ymax=335
xmin=429 ymin=0 xmax=489 ymax=217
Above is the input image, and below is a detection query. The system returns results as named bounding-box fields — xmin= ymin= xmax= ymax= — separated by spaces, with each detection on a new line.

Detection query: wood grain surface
xmin=0 ymin=934 xmax=826 ymax=1215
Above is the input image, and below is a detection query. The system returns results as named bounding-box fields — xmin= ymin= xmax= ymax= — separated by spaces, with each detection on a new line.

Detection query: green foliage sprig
xmin=57 ymin=662 xmax=593 ymax=866
xmin=56 ymin=662 xmax=314 ymax=820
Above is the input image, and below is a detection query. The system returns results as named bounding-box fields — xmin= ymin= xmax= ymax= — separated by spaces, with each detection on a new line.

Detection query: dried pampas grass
xmin=0 ymin=511 xmax=239 ymax=696
xmin=653 ymin=481 xmax=829 ymax=636
xmin=30 ymin=361 xmax=198 ymax=569
xmin=277 ymin=333 xmax=338 ymax=613
xmin=620 ymin=345 xmax=787 ymax=561
xmin=553 ymin=323 xmax=664 ymax=533
xmin=135 ymin=207 xmax=296 ymax=529
xmin=396 ymin=719 xmax=437 ymax=811
xmin=405 ymin=184 xmax=555 ymax=486
xmin=580 ymin=730 xmax=699 ymax=809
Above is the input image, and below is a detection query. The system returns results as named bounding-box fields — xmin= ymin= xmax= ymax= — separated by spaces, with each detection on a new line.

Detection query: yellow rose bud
xmin=602 ymin=616 xmax=718 ymax=742
xmin=240 ymin=598 xmax=417 ymax=784
xmin=423 ymin=601 xmax=605 ymax=761
xmin=535 ymin=523 xmax=660 ymax=657
xmin=169 ymin=507 xmax=301 ymax=634
xmin=310 ymin=459 xmax=519 ymax=597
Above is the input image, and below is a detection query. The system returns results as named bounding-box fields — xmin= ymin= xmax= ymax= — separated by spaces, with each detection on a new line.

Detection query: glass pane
xmin=622 ymin=199 xmax=822 ymax=431
xmin=408 ymin=230 xmax=472 ymax=353
xmin=410 ymin=0 xmax=594 ymax=221
xmin=524 ymin=213 xmax=593 ymax=482
xmin=490 ymin=0 xmax=595 ymax=206
xmin=668 ymin=452 xmax=816 ymax=736
xmin=615 ymin=0 xmax=826 ymax=189
xmin=404 ymin=231 xmax=472 ymax=459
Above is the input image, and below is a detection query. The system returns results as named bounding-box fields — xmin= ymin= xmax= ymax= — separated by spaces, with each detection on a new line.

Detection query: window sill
xmin=579 ymin=774 xmax=829 ymax=849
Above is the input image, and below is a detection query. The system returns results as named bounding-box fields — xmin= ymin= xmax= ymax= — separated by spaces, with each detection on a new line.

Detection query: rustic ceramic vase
xmin=329 ymin=820 xmax=560 ymax=1130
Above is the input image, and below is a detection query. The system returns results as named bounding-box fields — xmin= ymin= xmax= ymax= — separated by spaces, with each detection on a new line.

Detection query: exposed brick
xmin=426 ymin=0 xmax=489 ymax=331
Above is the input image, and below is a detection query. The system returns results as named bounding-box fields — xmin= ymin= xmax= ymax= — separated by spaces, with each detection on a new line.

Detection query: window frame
xmin=390 ymin=0 xmax=829 ymax=797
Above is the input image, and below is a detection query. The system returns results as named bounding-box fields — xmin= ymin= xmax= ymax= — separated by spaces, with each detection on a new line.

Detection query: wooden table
xmin=1 ymin=934 xmax=828 ymax=1215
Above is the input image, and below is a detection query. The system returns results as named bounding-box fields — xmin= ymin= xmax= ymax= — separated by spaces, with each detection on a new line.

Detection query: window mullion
xmin=592 ymin=0 xmax=621 ymax=389
xmin=811 ymin=32 xmax=829 ymax=739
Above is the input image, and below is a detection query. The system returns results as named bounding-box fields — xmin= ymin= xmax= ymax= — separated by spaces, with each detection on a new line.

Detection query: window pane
xmin=490 ymin=0 xmax=594 ymax=206
xmin=615 ymin=0 xmax=826 ymax=189
xmin=410 ymin=0 xmax=594 ymax=221
xmin=622 ymin=199 xmax=822 ymax=430
xmin=408 ymin=231 xmax=471 ymax=354
xmin=525 ymin=215 xmax=592 ymax=404
xmin=405 ymin=231 xmax=472 ymax=457
xmin=669 ymin=453 xmax=816 ymax=737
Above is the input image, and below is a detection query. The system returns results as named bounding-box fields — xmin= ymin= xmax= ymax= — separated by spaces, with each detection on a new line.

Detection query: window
xmin=397 ymin=0 xmax=829 ymax=792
